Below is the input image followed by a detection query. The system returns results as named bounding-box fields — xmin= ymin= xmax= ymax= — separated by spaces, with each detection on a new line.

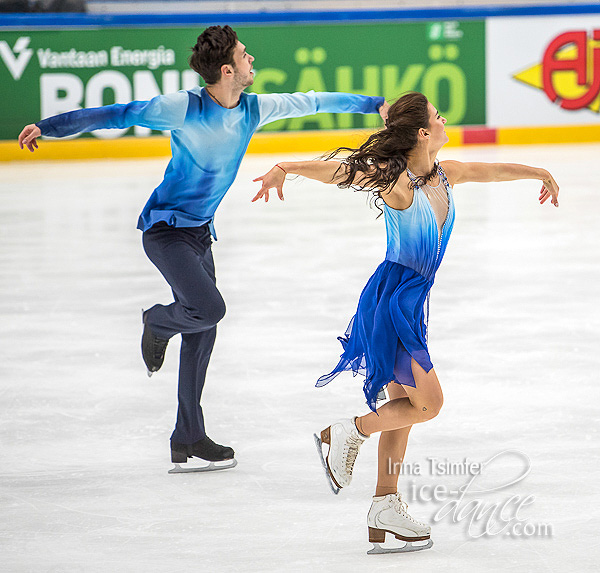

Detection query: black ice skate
xmin=141 ymin=311 xmax=169 ymax=377
xmin=169 ymin=437 xmax=237 ymax=474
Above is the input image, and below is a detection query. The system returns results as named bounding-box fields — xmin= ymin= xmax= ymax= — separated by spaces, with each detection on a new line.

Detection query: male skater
xmin=18 ymin=25 xmax=388 ymax=470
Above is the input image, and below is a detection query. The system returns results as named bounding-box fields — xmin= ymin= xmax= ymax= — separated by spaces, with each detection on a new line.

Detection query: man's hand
xmin=378 ymin=101 xmax=390 ymax=125
xmin=18 ymin=124 xmax=41 ymax=152
xmin=252 ymin=164 xmax=287 ymax=202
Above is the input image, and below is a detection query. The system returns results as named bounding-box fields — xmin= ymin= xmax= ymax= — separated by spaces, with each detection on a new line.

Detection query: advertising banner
xmin=0 ymin=20 xmax=485 ymax=140
xmin=486 ymin=15 xmax=600 ymax=127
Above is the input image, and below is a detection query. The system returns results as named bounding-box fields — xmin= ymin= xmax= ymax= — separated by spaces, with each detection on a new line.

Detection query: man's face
xmin=231 ymin=41 xmax=255 ymax=88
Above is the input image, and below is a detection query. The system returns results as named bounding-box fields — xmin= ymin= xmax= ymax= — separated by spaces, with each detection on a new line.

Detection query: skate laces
xmin=344 ymin=433 xmax=364 ymax=473
xmin=392 ymin=493 xmax=420 ymax=525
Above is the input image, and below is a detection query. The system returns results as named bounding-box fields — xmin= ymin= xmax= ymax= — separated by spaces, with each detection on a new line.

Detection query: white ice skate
xmin=367 ymin=492 xmax=433 ymax=554
xmin=314 ymin=417 xmax=368 ymax=494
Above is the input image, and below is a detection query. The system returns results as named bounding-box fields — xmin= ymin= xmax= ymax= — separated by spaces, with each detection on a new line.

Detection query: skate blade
xmin=367 ymin=538 xmax=433 ymax=555
xmin=313 ymin=433 xmax=340 ymax=495
xmin=168 ymin=459 xmax=238 ymax=474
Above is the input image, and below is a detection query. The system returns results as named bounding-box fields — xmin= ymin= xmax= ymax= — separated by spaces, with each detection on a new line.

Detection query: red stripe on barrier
xmin=462 ymin=128 xmax=497 ymax=145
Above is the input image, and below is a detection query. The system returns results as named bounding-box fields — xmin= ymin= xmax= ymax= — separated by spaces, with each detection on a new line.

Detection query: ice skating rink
xmin=1 ymin=143 xmax=598 ymax=572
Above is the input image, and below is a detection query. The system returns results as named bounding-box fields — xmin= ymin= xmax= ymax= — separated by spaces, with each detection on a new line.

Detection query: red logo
xmin=513 ymin=29 xmax=600 ymax=113
xmin=543 ymin=30 xmax=600 ymax=110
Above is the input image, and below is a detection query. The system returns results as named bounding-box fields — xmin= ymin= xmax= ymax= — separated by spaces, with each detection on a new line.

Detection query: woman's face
xmin=426 ymin=102 xmax=448 ymax=147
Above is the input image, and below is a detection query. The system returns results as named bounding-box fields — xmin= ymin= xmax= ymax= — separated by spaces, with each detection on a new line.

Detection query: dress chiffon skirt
xmin=317 ymin=260 xmax=434 ymax=411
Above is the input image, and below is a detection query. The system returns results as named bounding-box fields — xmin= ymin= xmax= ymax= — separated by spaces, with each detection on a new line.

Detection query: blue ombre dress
xmin=317 ymin=163 xmax=455 ymax=411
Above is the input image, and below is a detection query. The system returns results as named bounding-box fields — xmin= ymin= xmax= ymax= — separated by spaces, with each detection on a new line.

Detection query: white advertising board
xmin=486 ymin=15 xmax=600 ymax=127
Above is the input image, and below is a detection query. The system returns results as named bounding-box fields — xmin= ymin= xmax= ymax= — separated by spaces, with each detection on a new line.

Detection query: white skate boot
xmin=314 ymin=417 xmax=368 ymax=494
xmin=367 ymin=492 xmax=433 ymax=554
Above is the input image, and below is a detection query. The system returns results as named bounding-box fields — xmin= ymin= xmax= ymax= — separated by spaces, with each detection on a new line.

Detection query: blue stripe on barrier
xmin=1 ymin=4 xmax=600 ymax=29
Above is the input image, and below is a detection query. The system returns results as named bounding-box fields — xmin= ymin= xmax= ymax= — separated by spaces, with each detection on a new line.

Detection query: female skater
xmin=252 ymin=92 xmax=559 ymax=552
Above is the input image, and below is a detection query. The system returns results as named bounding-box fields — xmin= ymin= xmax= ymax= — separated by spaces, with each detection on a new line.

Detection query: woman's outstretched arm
xmin=252 ymin=160 xmax=347 ymax=203
xmin=441 ymin=160 xmax=560 ymax=207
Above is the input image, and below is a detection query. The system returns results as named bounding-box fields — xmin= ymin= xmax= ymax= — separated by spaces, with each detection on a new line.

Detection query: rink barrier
xmin=2 ymin=4 xmax=600 ymax=28
xmin=2 ymin=124 xmax=600 ymax=161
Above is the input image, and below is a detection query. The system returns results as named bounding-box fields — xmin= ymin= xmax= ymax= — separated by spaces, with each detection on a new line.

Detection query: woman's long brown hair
xmin=325 ymin=92 xmax=438 ymax=212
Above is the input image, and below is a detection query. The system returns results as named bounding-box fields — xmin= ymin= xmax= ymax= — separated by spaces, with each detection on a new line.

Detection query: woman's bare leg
xmin=374 ymin=382 xmax=412 ymax=497
xmin=322 ymin=359 xmax=441 ymax=496
xmin=357 ymin=358 xmax=443 ymax=437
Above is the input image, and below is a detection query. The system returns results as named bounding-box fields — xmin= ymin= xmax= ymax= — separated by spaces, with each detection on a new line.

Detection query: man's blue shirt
xmin=37 ymin=87 xmax=384 ymax=236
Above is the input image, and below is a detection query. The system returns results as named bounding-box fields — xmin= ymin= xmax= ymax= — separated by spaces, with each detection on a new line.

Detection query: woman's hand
xmin=378 ymin=101 xmax=390 ymax=125
xmin=539 ymin=171 xmax=559 ymax=208
xmin=252 ymin=164 xmax=287 ymax=202
xmin=18 ymin=124 xmax=41 ymax=152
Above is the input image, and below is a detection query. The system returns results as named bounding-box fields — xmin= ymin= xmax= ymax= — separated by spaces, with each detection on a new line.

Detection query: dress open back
xmin=420 ymin=178 xmax=450 ymax=236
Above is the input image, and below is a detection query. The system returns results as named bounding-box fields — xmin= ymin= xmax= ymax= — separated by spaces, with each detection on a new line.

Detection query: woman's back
xmin=383 ymin=164 xmax=455 ymax=281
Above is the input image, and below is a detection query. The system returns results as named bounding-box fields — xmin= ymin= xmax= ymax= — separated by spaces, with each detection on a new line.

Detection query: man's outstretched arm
xmin=257 ymin=91 xmax=387 ymax=128
xmin=18 ymin=91 xmax=189 ymax=152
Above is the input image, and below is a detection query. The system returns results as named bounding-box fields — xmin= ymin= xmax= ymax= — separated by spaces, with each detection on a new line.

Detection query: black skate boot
xmin=171 ymin=437 xmax=235 ymax=463
xmin=141 ymin=312 xmax=169 ymax=377
xmin=169 ymin=437 xmax=236 ymax=474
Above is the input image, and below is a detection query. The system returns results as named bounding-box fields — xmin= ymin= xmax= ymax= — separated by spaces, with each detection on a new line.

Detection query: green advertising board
xmin=0 ymin=20 xmax=485 ymax=140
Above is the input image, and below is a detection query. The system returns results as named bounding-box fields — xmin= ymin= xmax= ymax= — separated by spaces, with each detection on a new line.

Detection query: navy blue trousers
xmin=142 ymin=222 xmax=226 ymax=444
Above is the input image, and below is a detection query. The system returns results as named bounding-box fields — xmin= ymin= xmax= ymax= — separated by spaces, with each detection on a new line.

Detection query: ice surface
xmin=0 ymin=144 xmax=598 ymax=572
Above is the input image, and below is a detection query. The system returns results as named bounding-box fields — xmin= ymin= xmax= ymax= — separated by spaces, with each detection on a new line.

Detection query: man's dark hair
xmin=189 ymin=26 xmax=239 ymax=85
